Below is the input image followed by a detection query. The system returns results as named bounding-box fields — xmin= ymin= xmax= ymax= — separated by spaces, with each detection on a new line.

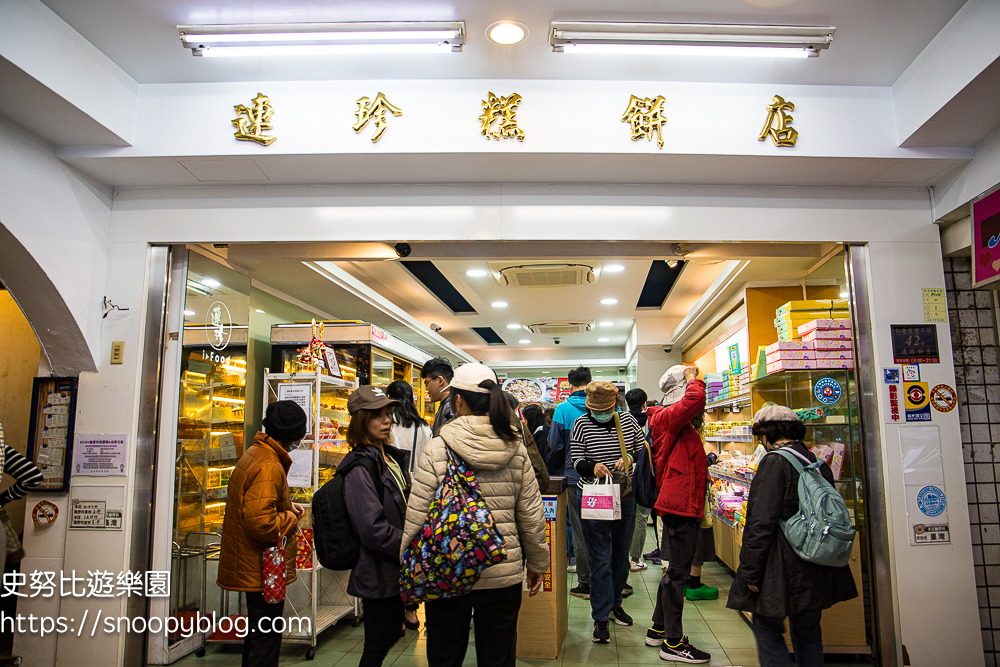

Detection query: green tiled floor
xmin=162 ymin=527 xmax=871 ymax=667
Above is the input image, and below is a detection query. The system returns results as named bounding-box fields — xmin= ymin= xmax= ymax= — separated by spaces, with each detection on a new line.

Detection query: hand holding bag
xmin=262 ymin=535 xmax=288 ymax=604
xmin=581 ymin=477 xmax=622 ymax=521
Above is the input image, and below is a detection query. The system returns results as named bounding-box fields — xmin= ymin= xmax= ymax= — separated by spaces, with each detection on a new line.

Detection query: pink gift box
xmin=816 ymin=358 xmax=854 ymax=369
xmin=766 ymin=350 xmax=817 ymax=362
xmin=803 ymin=328 xmax=853 ymax=341
xmin=811 ymin=339 xmax=853 ymax=351
xmin=765 ymin=341 xmax=814 ymax=355
xmin=797 ymin=319 xmax=853 ymax=336
xmin=816 ymin=350 xmax=853 ymax=360
xmin=767 ymin=359 xmax=819 ymax=373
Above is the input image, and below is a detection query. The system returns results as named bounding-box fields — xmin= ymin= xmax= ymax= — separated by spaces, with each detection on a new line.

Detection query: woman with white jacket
xmin=401 ymin=363 xmax=550 ymax=667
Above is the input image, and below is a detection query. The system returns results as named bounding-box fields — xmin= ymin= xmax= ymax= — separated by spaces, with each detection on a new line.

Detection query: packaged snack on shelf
xmin=811 ymin=338 xmax=853 ymax=351
xmin=766 ymin=349 xmax=817 ymax=362
xmin=803 ymin=328 xmax=853 ymax=341
xmin=767 ymin=359 xmax=818 ymax=373
xmin=830 ymin=309 xmax=851 ymax=319
xmin=797 ymin=319 xmax=852 ymax=336
xmin=812 ymin=442 xmax=846 ymax=480
xmin=815 ymin=349 xmax=853 ymax=360
xmin=816 ymin=358 xmax=855 ymax=369
xmin=765 ymin=340 xmax=814 ymax=354
xmin=776 ymin=300 xmax=833 ymax=315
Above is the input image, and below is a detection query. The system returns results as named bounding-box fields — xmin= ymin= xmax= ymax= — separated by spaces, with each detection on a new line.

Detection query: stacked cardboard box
xmin=765 ymin=340 xmax=817 ymax=373
xmin=798 ymin=318 xmax=854 ymax=369
xmin=705 ymin=373 xmax=725 ymax=404
xmin=773 ymin=299 xmax=851 ymax=342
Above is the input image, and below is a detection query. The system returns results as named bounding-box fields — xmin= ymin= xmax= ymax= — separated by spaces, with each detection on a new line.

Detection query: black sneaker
xmin=645 ymin=627 xmax=665 ymax=647
xmin=659 ymin=637 xmax=711 ymax=663
xmin=570 ymin=583 xmax=590 ymax=600
xmin=622 ymin=584 xmax=634 ymax=597
xmin=592 ymin=620 xmax=611 ymax=644
xmin=611 ymin=607 xmax=633 ymax=626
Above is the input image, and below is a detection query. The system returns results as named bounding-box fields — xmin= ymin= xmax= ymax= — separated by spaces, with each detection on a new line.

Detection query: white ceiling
xmin=40 ymin=0 xmax=966 ymax=86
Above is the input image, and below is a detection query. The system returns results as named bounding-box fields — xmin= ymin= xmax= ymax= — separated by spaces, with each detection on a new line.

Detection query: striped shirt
xmin=570 ymin=411 xmax=645 ymax=490
xmin=0 ymin=445 xmax=43 ymax=506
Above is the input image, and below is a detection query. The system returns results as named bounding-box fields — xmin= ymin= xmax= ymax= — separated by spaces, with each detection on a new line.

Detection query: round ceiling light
xmin=598 ymin=337 xmax=610 ymax=342
xmin=466 ymin=269 xmax=488 ymax=277
xmin=487 ymin=21 xmax=528 ymax=45
xmin=519 ymin=339 xmax=531 ymax=344
xmin=506 ymin=323 xmax=522 ymax=329
xmin=492 ymin=301 xmax=508 ymax=308
xmin=604 ymin=264 xmax=625 ymax=273
xmin=601 ymin=298 xmax=618 ymax=305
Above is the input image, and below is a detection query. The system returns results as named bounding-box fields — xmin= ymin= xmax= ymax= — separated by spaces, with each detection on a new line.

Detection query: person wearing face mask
xmin=570 ymin=381 xmax=645 ymax=644
xmin=218 ymin=400 xmax=307 ymax=667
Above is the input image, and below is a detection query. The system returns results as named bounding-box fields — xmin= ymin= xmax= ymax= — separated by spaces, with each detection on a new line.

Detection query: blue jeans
xmin=751 ymin=609 xmax=824 ymax=667
xmin=580 ymin=492 xmax=636 ymax=622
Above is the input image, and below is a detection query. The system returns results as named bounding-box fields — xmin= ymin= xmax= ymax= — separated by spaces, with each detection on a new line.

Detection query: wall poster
xmin=973 ymin=187 xmax=1000 ymax=288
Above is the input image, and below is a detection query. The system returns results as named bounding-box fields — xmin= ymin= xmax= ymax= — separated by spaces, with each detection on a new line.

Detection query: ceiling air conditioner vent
xmin=525 ymin=321 xmax=594 ymax=335
xmin=498 ymin=264 xmax=596 ymax=288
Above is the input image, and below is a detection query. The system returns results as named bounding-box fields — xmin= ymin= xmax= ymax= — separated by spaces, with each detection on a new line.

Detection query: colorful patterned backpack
xmin=400 ymin=447 xmax=507 ymax=603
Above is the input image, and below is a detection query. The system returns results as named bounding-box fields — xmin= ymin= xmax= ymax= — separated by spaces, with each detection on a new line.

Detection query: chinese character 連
xmin=232 ymin=93 xmax=276 ymax=146
xmin=621 ymin=95 xmax=667 ymax=148
xmin=353 ymin=93 xmax=402 ymax=143
xmin=758 ymin=95 xmax=798 ymax=147
xmin=479 ymin=93 xmax=525 ymax=141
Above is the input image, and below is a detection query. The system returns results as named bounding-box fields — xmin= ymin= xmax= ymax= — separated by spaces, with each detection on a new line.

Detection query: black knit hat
xmin=263 ymin=400 xmax=308 ymax=443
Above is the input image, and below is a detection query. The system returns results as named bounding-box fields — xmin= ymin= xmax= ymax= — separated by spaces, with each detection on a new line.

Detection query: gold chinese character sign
xmin=232 ymin=93 xmax=276 ymax=145
xmin=479 ymin=92 xmax=524 ymax=141
xmin=621 ymin=95 xmax=667 ymax=148
xmin=353 ymin=93 xmax=402 ymax=143
xmin=758 ymin=95 xmax=797 ymax=147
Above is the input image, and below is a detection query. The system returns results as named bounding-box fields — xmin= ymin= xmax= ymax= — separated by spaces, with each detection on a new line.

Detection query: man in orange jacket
xmin=643 ymin=365 xmax=711 ymax=664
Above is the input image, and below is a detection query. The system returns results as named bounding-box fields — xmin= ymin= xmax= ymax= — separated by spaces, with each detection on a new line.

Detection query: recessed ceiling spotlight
xmin=600 ymin=321 xmax=613 ymax=327
xmin=598 ymin=337 xmax=610 ymax=342
xmin=492 ymin=301 xmax=509 ymax=308
xmin=466 ymin=269 xmax=488 ymax=277
xmin=519 ymin=339 xmax=531 ymax=344
xmin=255 ymin=309 xmax=266 ymax=314
xmin=667 ymin=260 xmax=680 ymax=269
xmin=506 ymin=323 xmax=522 ymax=329
xmin=183 ymin=310 xmax=196 ymax=316
xmin=487 ymin=20 xmax=528 ymax=45
xmin=201 ymin=278 xmax=221 ymax=288
xmin=601 ymin=298 xmax=618 ymax=305
xmin=604 ymin=265 xmax=624 ymax=273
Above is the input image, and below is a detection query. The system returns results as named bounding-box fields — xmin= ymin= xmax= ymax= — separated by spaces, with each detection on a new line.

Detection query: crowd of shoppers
xmin=219 ymin=356 xmax=852 ymax=667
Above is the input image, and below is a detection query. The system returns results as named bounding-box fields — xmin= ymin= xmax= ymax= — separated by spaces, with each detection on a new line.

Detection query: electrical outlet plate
xmin=111 ymin=341 xmax=124 ymax=364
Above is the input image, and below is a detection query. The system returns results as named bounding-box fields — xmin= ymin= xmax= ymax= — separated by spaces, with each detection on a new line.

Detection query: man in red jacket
xmin=643 ymin=365 xmax=711 ymax=664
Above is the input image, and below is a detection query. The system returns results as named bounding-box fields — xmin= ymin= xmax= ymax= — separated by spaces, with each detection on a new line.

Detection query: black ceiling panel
xmin=636 ymin=260 xmax=685 ymax=309
xmin=470 ymin=327 xmax=506 ymax=345
xmin=400 ymin=261 xmax=477 ymax=314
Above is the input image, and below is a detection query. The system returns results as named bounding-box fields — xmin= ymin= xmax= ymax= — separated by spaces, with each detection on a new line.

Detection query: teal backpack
xmin=771 ymin=447 xmax=855 ymax=568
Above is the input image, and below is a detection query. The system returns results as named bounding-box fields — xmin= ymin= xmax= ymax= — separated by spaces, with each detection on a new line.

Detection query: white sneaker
xmin=630 ymin=558 xmax=648 ymax=572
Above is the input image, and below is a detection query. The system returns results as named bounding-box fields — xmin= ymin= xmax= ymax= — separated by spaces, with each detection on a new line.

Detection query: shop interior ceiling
xmin=216 ymin=241 xmax=838 ymax=368
xmin=41 ymin=0 xmax=965 ymax=87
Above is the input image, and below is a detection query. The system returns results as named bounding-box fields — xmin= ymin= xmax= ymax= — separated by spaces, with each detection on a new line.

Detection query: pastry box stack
xmin=705 ymin=373 xmax=724 ymax=404
xmin=764 ymin=340 xmax=817 ymax=374
xmin=798 ymin=318 xmax=854 ymax=369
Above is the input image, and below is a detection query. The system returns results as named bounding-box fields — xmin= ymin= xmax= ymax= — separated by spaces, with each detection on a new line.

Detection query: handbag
xmin=611 ymin=412 xmax=634 ymax=501
xmin=581 ymin=477 xmax=622 ymax=520
xmin=262 ymin=535 xmax=288 ymax=604
xmin=399 ymin=446 xmax=507 ymax=604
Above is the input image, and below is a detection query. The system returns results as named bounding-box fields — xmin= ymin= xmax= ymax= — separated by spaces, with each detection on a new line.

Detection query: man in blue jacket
xmin=548 ymin=366 xmax=593 ymax=599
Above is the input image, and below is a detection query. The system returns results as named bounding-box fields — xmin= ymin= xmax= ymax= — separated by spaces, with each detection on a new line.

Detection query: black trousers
xmin=424 ymin=584 xmax=522 ymax=667
xmin=752 ymin=609 xmax=824 ymax=667
xmin=243 ymin=592 xmax=284 ymax=667
xmin=360 ymin=596 xmax=405 ymax=667
xmin=651 ymin=513 xmax=700 ymax=639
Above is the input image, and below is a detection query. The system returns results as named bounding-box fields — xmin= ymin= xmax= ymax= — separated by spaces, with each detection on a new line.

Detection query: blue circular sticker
xmin=917 ymin=485 xmax=947 ymax=517
xmin=814 ymin=377 xmax=843 ymax=405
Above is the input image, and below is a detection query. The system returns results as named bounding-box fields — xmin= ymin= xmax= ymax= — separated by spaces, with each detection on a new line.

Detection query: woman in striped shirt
xmin=570 ymin=381 xmax=645 ymax=644
xmin=0 ymin=421 xmax=44 ymax=563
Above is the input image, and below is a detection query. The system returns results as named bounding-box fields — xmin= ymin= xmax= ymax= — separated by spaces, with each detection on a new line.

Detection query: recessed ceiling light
xmin=492 ymin=301 xmax=508 ymax=308
xmin=487 ymin=21 xmax=528 ymax=45
xmin=600 ymin=321 xmax=613 ymax=327
xmin=201 ymin=278 xmax=221 ymax=288
xmin=466 ymin=269 xmax=488 ymax=277
xmin=519 ymin=339 xmax=531 ymax=344
xmin=255 ymin=309 xmax=266 ymax=313
xmin=601 ymin=298 xmax=618 ymax=305
xmin=604 ymin=265 xmax=624 ymax=273
xmin=598 ymin=337 xmax=610 ymax=342
xmin=183 ymin=310 xmax=196 ymax=316
xmin=506 ymin=323 xmax=522 ymax=329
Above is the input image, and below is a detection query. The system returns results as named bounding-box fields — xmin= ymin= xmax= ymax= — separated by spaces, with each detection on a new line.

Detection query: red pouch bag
xmin=262 ymin=536 xmax=287 ymax=604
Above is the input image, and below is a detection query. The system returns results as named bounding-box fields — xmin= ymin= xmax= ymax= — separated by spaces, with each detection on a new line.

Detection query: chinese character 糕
xmin=353 ymin=93 xmax=402 ymax=143
xmin=232 ymin=93 xmax=276 ymax=146
xmin=145 ymin=571 xmax=170 ymax=597
xmin=758 ymin=95 xmax=798 ymax=147
xmin=479 ymin=92 xmax=525 ymax=141
xmin=621 ymin=95 xmax=667 ymax=148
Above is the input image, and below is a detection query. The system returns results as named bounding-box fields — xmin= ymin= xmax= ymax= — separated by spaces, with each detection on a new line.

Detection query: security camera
xmin=429 ymin=323 xmax=443 ymax=333
xmin=553 ymin=337 xmax=562 ymax=345
xmin=394 ymin=243 xmax=412 ymax=258
xmin=663 ymin=345 xmax=673 ymax=354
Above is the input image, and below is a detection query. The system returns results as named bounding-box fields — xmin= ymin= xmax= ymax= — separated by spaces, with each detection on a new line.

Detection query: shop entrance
xmin=147 ymin=240 xmax=883 ymax=666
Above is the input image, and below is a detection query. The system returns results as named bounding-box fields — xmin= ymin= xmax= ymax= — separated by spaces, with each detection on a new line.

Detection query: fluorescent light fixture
xmin=604 ymin=265 xmax=625 ymax=273
xmin=519 ymin=339 xmax=531 ymax=344
xmin=487 ymin=21 xmax=528 ymax=45
xmin=466 ymin=269 xmax=488 ymax=277
xmin=255 ymin=309 xmax=266 ymax=313
xmin=493 ymin=301 xmax=509 ymax=308
xmin=184 ymin=310 xmax=196 ymax=316
xmin=550 ymin=22 xmax=834 ymax=58
xmin=600 ymin=321 xmax=614 ymax=327
xmin=601 ymin=298 xmax=618 ymax=305
xmin=179 ymin=22 xmax=466 ymax=57
xmin=506 ymin=323 xmax=522 ymax=329
xmin=598 ymin=338 xmax=611 ymax=342
xmin=201 ymin=278 xmax=221 ymax=288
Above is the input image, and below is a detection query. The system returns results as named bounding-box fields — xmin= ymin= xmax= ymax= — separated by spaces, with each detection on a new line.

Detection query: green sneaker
xmin=684 ymin=584 xmax=719 ymax=601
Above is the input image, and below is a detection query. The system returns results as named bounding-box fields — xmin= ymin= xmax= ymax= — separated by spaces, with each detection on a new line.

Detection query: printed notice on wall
xmin=277 ymin=383 xmax=312 ymax=433
xmin=69 ymin=500 xmax=123 ymax=530
xmin=922 ymin=288 xmax=947 ymax=323
xmin=883 ymin=367 xmax=902 ymax=423
xmin=287 ymin=449 xmax=313 ymax=488
xmin=72 ymin=434 xmax=128 ymax=476
xmin=900 ymin=425 xmax=950 ymax=545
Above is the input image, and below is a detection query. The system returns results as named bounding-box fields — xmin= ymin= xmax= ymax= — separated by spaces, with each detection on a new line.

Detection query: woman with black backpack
xmin=338 ymin=385 xmax=411 ymax=667
xmin=728 ymin=405 xmax=858 ymax=667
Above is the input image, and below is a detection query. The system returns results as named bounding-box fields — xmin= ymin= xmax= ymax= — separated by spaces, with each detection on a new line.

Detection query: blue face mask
xmin=592 ymin=411 xmax=615 ymax=423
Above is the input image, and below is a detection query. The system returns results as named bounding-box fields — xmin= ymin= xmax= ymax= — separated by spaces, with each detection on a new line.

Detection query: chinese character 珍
xmin=232 ymin=93 xmax=276 ymax=146
xmin=353 ymin=93 xmax=402 ymax=143
xmin=479 ymin=92 xmax=525 ymax=141
xmin=758 ymin=95 xmax=798 ymax=147
xmin=621 ymin=95 xmax=667 ymax=148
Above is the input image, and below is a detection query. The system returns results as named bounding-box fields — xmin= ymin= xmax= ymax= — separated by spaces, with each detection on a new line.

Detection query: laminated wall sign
xmin=973 ymin=188 xmax=1000 ymax=288
xmin=883 ymin=368 xmax=902 ymax=423
xmin=72 ymin=434 xmax=128 ymax=476
xmin=900 ymin=425 xmax=950 ymax=545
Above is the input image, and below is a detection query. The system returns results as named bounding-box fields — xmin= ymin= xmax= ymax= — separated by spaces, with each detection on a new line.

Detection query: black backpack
xmin=312 ymin=456 xmax=383 ymax=571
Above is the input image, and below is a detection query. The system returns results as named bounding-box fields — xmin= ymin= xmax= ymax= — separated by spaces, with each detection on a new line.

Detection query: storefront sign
xmin=904 ymin=382 xmax=932 ymax=422
xmin=973 ymin=188 xmax=1000 ymax=288
xmin=930 ymin=384 xmax=958 ymax=413
xmin=890 ymin=325 xmax=940 ymax=364
xmin=72 ymin=434 xmax=128 ymax=476
xmin=758 ymin=95 xmax=797 ymax=147
xmin=207 ymin=301 xmax=233 ymax=351
xmin=922 ymin=288 xmax=947 ymax=323
xmin=480 ymin=92 xmax=525 ymax=141
xmin=277 ymin=383 xmax=313 ymax=434
xmin=814 ymin=377 xmax=842 ymax=405
xmin=354 ymin=93 xmax=402 ymax=143
xmin=69 ymin=500 xmax=123 ymax=530
xmin=232 ymin=93 xmax=276 ymax=145
xmin=622 ymin=95 xmax=667 ymax=148
xmin=883 ymin=367 xmax=902 ymax=423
